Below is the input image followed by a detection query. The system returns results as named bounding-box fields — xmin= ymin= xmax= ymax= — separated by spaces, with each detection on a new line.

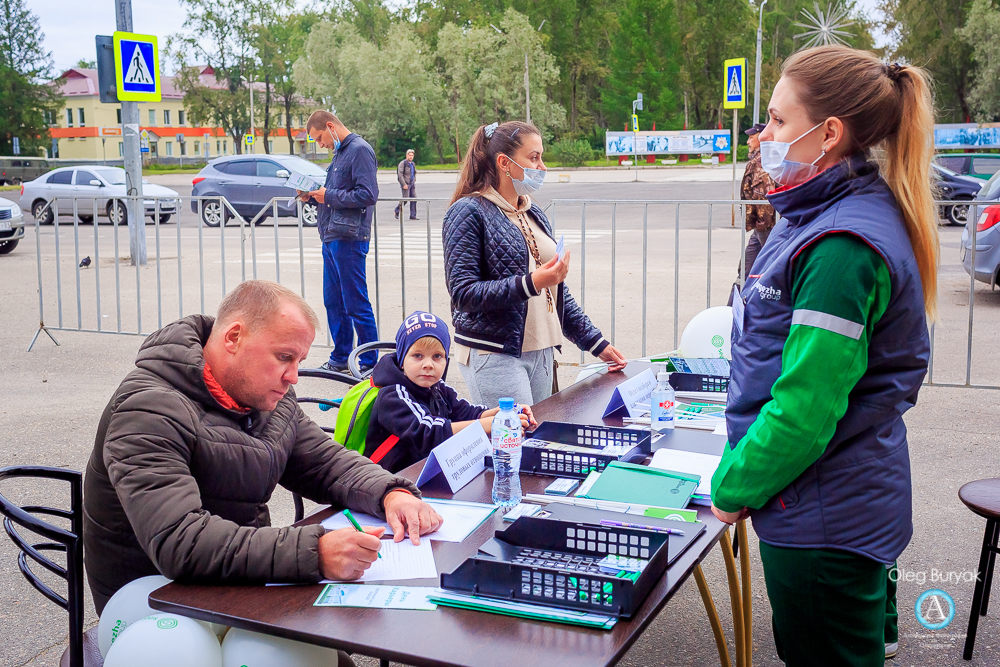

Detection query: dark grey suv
xmin=190 ymin=155 xmax=326 ymax=227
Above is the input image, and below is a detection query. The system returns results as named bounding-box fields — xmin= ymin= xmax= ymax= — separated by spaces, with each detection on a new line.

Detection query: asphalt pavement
xmin=2 ymin=167 xmax=999 ymax=666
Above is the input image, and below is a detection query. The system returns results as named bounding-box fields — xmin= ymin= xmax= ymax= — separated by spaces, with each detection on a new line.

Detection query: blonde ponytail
xmin=881 ymin=66 xmax=939 ymax=319
xmin=782 ymin=45 xmax=939 ymax=318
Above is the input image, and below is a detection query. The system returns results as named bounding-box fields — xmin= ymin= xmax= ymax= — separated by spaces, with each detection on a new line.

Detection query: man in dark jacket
xmin=394 ymin=149 xmax=417 ymax=220
xmin=83 ymin=280 xmax=441 ymax=614
xmin=300 ymin=110 xmax=379 ymax=373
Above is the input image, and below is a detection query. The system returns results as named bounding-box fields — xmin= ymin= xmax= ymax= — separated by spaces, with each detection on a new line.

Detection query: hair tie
xmin=885 ymin=62 xmax=904 ymax=82
xmin=484 ymin=122 xmax=499 ymax=140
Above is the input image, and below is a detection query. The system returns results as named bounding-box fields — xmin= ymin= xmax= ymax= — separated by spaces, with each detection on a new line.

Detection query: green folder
xmin=428 ymin=592 xmax=617 ymax=629
xmin=579 ymin=461 xmax=699 ymax=509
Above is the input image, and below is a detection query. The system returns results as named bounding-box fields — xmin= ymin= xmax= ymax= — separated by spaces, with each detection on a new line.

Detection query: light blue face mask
xmin=331 ymin=126 xmax=341 ymax=152
xmin=505 ymin=155 xmax=546 ymax=195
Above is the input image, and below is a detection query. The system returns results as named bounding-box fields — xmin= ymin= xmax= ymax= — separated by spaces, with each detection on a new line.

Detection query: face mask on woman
xmin=504 ymin=155 xmax=546 ymax=195
xmin=759 ymin=122 xmax=825 ymax=186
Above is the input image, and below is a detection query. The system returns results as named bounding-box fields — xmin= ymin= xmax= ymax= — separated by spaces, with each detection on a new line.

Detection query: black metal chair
xmin=0 ymin=465 xmax=98 ymax=667
xmin=347 ymin=341 xmax=397 ymax=380
xmin=960 ymin=478 xmax=1000 ymax=660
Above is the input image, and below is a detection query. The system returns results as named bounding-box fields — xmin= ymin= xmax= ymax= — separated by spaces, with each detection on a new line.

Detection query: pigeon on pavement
xmin=79 ymin=256 xmax=91 ymax=268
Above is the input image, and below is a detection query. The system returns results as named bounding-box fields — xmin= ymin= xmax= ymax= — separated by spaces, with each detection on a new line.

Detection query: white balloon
xmin=679 ymin=306 xmax=733 ymax=360
xmin=222 ymin=627 xmax=340 ymax=667
xmin=104 ymin=614 xmax=222 ymax=667
xmin=97 ymin=575 xmax=172 ymax=657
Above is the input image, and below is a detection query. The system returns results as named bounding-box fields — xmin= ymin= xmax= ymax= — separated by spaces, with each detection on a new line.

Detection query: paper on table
xmin=649 ymin=448 xmax=722 ymax=496
xmin=321 ymin=498 xmax=496 ymax=543
xmin=314 ymin=584 xmax=437 ymax=610
xmin=334 ymin=539 xmax=437 ymax=582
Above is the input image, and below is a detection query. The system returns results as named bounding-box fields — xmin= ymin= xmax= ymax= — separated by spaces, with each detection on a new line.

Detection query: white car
xmin=0 ymin=196 xmax=25 ymax=254
xmin=20 ymin=166 xmax=180 ymax=225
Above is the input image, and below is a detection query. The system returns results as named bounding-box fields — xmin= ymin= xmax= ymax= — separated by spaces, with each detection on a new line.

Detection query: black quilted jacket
xmin=442 ymin=195 xmax=609 ymax=358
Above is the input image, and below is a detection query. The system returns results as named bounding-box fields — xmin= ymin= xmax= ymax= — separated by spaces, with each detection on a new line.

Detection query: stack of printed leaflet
xmin=578 ymin=461 xmax=700 ymax=509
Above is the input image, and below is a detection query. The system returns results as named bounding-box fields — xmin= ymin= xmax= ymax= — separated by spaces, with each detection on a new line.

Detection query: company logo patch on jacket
xmin=755 ymin=283 xmax=782 ymax=301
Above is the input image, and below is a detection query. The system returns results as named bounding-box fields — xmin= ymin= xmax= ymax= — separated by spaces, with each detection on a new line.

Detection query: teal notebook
xmin=579 ymin=461 xmax=699 ymax=509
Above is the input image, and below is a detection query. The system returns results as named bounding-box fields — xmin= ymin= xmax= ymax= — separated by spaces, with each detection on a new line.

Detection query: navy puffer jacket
xmin=442 ymin=195 xmax=608 ymax=358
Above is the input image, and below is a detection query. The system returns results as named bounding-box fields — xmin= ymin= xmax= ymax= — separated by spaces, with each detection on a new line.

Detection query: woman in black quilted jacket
xmin=442 ymin=121 xmax=627 ymax=409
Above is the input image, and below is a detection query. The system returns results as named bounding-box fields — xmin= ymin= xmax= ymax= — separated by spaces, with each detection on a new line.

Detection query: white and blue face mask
xmin=331 ymin=126 xmax=341 ymax=152
xmin=759 ymin=122 xmax=825 ymax=186
xmin=504 ymin=155 xmax=546 ymax=195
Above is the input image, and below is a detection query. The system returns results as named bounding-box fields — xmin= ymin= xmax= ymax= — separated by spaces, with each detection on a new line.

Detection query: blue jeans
xmin=322 ymin=239 xmax=378 ymax=366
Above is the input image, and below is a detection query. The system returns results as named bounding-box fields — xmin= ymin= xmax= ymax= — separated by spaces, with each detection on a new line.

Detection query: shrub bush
xmin=550 ymin=138 xmax=596 ymax=167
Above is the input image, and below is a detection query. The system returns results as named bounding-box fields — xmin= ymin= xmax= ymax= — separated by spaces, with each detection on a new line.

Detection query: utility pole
xmin=524 ymin=52 xmax=531 ymax=125
xmin=115 ymin=0 xmax=146 ymax=265
xmin=754 ymin=0 xmax=768 ymax=126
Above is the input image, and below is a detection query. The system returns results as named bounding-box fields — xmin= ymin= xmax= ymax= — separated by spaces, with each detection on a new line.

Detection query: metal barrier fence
xmin=25 ymin=194 xmax=999 ymax=390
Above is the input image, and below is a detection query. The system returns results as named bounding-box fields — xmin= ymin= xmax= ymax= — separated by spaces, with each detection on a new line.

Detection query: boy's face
xmin=402 ymin=337 xmax=447 ymax=388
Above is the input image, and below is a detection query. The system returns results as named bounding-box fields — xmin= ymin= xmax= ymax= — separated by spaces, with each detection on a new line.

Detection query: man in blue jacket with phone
xmin=301 ymin=110 xmax=380 ymax=372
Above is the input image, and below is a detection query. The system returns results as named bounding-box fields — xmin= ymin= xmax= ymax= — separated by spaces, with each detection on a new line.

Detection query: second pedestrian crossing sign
xmin=113 ymin=31 xmax=161 ymax=102
xmin=724 ymin=58 xmax=747 ymax=110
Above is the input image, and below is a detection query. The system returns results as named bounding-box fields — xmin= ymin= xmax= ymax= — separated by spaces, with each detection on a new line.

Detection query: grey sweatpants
xmin=458 ymin=347 xmax=554 ymax=408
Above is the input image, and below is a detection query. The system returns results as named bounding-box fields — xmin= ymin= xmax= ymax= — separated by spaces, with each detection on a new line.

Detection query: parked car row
xmin=190 ymin=154 xmax=323 ymax=227
xmin=0 ymin=196 xmax=25 ymax=254
xmin=19 ymin=167 xmax=180 ymax=225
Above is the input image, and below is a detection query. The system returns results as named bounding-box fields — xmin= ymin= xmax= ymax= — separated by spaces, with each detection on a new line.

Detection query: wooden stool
xmin=959 ymin=478 xmax=1000 ymax=660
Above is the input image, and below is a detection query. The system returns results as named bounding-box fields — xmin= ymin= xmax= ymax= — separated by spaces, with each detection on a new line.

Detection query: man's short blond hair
xmin=306 ymin=110 xmax=342 ymax=133
xmin=216 ymin=280 xmax=319 ymax=333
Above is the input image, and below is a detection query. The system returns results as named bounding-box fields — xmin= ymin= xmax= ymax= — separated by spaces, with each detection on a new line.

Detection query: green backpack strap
xmin=334 ymin=378 xmax=381 ymax=453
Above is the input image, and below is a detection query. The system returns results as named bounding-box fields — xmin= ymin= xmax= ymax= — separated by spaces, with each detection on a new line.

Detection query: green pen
xmin=343 ymin=509 xmax=381 ymax=558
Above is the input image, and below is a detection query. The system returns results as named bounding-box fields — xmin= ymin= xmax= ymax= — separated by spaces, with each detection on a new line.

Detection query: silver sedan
xmin=0 ymin=196 xmax=25 ymax=254
xmin=19 ymin=166 xmax=180 ymax=225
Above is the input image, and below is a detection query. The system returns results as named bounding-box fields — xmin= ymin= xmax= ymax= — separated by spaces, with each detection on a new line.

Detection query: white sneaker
xmin=885 ymin=641 xmax=898 ymax=659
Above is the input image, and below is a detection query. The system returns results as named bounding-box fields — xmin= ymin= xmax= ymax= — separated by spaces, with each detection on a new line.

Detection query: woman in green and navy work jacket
xmin=711 ymin=45 xmax=939 ymax=666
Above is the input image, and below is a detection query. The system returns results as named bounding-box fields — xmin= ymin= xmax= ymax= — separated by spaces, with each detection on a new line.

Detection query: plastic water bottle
xmin=650 ymin=372 xmax=676 ymax=430
xmin=491 ymin=397 xmax=523 ymax=508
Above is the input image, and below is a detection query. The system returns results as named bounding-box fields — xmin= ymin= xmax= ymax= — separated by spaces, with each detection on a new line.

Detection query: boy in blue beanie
xmin=364 ymin=311 xmax=535 ymax=473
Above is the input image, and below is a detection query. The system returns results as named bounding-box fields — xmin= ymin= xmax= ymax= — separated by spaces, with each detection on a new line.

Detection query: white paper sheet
xmin=649 ymin=448 xmax=722 ymax=496
xmin=320 ymin=498 xmax=496 ymax=543
xmin=325 ymin=539 xmax=437 ymax=583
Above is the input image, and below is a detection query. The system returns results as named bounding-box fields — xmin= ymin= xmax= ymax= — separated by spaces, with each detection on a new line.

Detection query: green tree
xmin=167 ymin=0 xmax=270 ymax=153
xmin=0 ymin=0 xmax=59 ymax=156
xmin=879 ymin=0 xmax=975 ymax=122
xmin=958 ymin=0 xmax=1000 ymax=122
xmin=257 ymin=11 xmax=319 ymax=154
xmin=601 ymin=0 xmax=681 ymax=133
xmin=295 ymin=21 xmax=451 ymax=164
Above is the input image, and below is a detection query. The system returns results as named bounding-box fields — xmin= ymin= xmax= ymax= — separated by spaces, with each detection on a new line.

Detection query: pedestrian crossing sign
xmin=724 ymin=58 xmax=747 ymax=110
xmin=113 ymin=32 xmax=161 ymax=102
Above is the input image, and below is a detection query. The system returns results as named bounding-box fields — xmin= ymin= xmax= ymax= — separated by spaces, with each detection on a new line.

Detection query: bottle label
xmin=494 ymin=429 xmax=520 ymax=450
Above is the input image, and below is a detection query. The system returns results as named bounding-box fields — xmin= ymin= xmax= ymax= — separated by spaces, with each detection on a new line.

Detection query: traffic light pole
xmin=115 ymin=0 xmax=147 ymax=265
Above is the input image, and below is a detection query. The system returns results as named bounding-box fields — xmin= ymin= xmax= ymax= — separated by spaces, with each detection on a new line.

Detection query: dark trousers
xmin=395 ymin=184 xmax=417 ymax=219
xmin=760 ymin=542 xmax=887 ymax=667
xmin=322 ymin=239 xmax=378 ymax=366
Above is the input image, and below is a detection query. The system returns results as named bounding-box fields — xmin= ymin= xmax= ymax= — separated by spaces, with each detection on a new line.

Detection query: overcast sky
xmin=34 ymin=0 xmax=888 ymax=75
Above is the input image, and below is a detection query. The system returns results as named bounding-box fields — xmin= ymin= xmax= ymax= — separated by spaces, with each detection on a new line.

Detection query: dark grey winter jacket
xmin=442 ymin=195 xmax=609 ymax=358
xmin=83 ymin=314 xmax=418 ymax=614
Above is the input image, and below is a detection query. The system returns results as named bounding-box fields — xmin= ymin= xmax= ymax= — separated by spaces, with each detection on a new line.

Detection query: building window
xmin=223 ymin=140 xmax=228 ymax=155
xmin=116 ymin=108 xmax=122 ymax=124
xmin=165 ymin=141 xmax=173 ymax=156
xmin=78 ymin=108 xmax=85 ymax=126
xmin=216 ymin=140 xmax=220 ymax=154
xmin=66 ymin=108 xmax=73 ymax=127
xmin=163 ymin=110 xmax=171 ymax=125
xmin=179 ymin=110 xmax=186 ymax=125
xmin=180 ymin=141 xmax=186 ymax=156
xmin=150 ymin=142 xmax=157 ymax=155
xmin=118 ymin=141 xmax=123 ymax=157
xmin=268 ymin=139 xmax=273 ymax=153
xmin=148 ymin=109 xmax=155 ymax=125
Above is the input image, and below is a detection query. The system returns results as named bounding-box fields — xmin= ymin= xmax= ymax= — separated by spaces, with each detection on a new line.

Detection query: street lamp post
xmin=241 ymin=74 xmax=255 ymax=154
xmin=753 ymin=0 xmax=768 ymax=126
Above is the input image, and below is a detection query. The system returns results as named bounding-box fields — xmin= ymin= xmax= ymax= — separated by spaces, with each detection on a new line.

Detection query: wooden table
xmin=150 ymin=364 xmax=736 ymax=667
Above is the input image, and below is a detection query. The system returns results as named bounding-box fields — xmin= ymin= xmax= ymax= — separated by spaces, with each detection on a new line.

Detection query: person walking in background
xmin=395 ymin=149 xmax=418 ymax=220
xmin=741 ymin=123 xmax=776 ymax=275
xmin=300 ymin=110 xmax=379 ymax=373
xmin=442 ymin=121 xmax=627 ymax=409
